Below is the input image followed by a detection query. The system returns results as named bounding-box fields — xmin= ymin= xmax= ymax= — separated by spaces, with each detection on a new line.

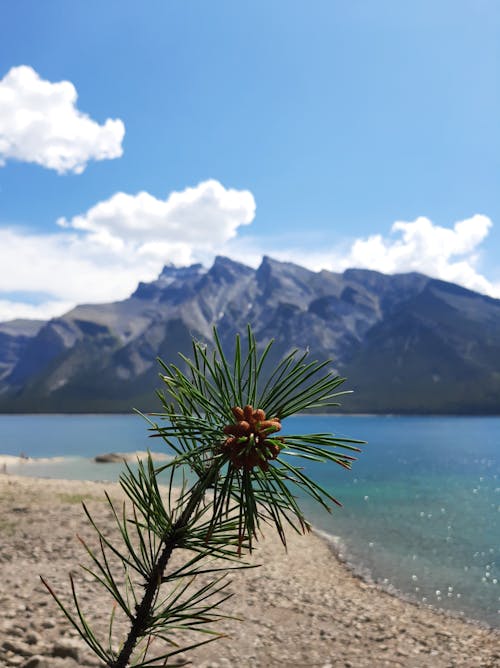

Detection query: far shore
xmin=0 ymin=450 xmax=171 ymax=471
xmin=0 ymin=474 xmax=498 ymax=668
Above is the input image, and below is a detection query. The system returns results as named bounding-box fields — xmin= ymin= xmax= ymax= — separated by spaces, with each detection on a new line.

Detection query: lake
xmin=0 ymin=413 xmax=499 ymax=627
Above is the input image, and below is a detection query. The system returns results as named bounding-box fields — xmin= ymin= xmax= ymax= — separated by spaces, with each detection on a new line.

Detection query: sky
xmin=0 ymin=0 xmax=499 ymax=322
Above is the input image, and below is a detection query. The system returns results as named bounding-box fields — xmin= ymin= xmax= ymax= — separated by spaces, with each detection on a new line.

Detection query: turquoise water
xmin=0 ymin=413 xmax=499 ymax=627
xmin=0 ymin=414 xmax=153 ymax=480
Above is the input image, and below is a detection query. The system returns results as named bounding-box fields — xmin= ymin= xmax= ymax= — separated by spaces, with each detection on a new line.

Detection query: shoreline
xmin=0 ymin=450 xmax=171 ymax=468
xmin=313 ymin=527 xmax=497 ymax=633
xmin=1 ymin=461 xmax=498 ymax=633
xmin=0 ymin=475 xmax=499 ymax=668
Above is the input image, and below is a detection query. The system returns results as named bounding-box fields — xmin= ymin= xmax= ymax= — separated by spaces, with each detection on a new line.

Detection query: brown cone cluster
xmin=222 ymin=405 xmax=283 ymax=471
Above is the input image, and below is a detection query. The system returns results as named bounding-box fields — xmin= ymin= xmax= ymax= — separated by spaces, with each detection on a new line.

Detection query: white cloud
xmin=0 ymin=65 xmax=124 ymax=174
xmin=0 ymin=180 xmax=256 ymax=322
xmin=343 ymin=214 xmax=498 ymax=296
xmin=0 ymin=299 xmax=75 ymax=323
xmin=58 ymin=179 xmax=255 ymax=247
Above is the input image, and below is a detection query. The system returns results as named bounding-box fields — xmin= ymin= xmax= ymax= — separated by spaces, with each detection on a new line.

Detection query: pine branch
xmin=42 ymin=326 xmax=363 ymax=668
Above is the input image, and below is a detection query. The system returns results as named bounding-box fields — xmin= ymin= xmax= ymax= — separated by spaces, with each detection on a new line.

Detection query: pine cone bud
xmin=231 ymin=406 xmax=245 ymax=421
xmin=223 ymin=405 xmax=285 ymax=471
xmin=243 ymin=405 xmax=255 ymax=421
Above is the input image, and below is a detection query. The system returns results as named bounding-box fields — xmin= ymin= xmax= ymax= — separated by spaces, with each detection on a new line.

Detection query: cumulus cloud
xmin=0 ymin=180 xmax=256 ymax=322
xmin=0 ymin=65 xmax=124 ymax=173
xmin=343 ymin=214 xmax=498 ymax=296
xmin=57 ymin=179 xmax=255 ymax=247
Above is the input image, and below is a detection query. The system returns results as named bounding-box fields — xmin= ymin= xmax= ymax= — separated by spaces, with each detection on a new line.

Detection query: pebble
xmin=21 ymin=658 xmax=50 ymax=668
xmin=2 ymin=640 xmax=33 ymax=657
xmin=52 ymin=641 xmax=80 ymax=661
xmin=25 ymin=633 xmax=40 ymax=646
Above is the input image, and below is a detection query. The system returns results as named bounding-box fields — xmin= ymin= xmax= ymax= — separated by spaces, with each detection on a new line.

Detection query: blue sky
xmin=0 ymin=1 xmax=499 ymax=321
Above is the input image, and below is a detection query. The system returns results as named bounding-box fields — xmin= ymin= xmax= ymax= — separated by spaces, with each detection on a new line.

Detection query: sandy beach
xmin=0 ymin=474 xmax=499 ymax=668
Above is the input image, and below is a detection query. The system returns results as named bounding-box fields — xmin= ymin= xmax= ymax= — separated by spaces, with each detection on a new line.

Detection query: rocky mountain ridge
xmin=1 ymin=255 xmax=499 ymax=413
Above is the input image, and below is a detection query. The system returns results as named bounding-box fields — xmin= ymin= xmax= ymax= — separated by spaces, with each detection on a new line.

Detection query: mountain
xmin=1 ymin=256 xmax=500 ymax=414
xmin=0 ymin=319 xmax=45 ymax=385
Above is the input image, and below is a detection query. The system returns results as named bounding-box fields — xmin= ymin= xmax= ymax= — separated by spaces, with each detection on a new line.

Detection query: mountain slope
xmin=1 ymin=257 xmax=499 ymax=414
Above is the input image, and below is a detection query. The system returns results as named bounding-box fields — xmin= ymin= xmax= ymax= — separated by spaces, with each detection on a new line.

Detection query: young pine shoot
xmin=42 ymin=327 xmax=363 ymax=667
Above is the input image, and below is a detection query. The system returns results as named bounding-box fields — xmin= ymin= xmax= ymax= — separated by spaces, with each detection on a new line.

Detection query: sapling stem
xmin=111 ymin=467 xmax=217 ymax=668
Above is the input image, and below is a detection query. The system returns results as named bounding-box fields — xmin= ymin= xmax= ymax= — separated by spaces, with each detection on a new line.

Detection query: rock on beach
xmin=93 ymin=450 xmax=171 ymax=463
